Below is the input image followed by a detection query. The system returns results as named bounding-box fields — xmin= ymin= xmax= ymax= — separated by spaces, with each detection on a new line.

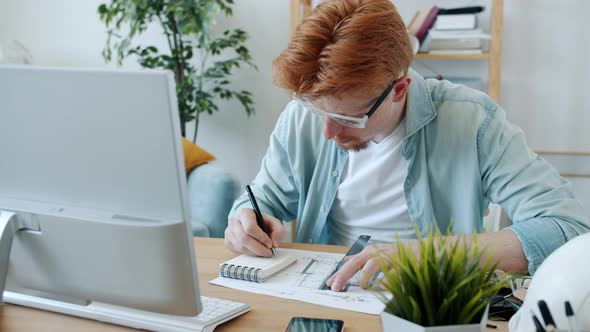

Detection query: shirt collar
xmin=404 ymin=68 xmax=437 ymax=139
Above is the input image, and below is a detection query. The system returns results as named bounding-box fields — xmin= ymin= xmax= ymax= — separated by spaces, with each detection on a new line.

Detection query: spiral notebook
xmin=219 ymin=250 xmax=297 ymax=283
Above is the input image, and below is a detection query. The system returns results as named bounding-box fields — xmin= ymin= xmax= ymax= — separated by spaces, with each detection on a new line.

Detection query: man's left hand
xmin=326 ymin=243 xmax=395 ymax=292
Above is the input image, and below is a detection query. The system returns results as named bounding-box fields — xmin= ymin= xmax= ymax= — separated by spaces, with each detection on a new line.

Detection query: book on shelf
xmin=433 ymin=14 xmax=477 ymax=30
xmin=419 ymin=29 xmax=490 ymax=52
xmin=407 ymin=10 xmax=420 ymax=32
xmin=409 ymin=5 xmax=485 ymax=34
xmin=427 ymin=49 xmax=484 ymax=55
xmin=429 ymin=29 xmax=491 ymax=39
xmin=407 ymin=8 xmax=431 ymax=38
xmin=438 ymin=6 xmax=484 ymax=15
xmin=430 ymin=38 xmax=482 ymax=50
xmin=219 ymin=250 xmax=297 ymax=282
xmin=415 ymin=6 xmax=440 ymax=43
xmin=428 ymin=29 xmax=490 ymax=40
xmin=408 ymin=5 xmax=495 ymax=55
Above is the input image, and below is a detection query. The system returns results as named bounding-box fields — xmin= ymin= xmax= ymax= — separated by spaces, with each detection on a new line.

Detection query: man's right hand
xmin=224 ymin=208 xmax=286 ymax=257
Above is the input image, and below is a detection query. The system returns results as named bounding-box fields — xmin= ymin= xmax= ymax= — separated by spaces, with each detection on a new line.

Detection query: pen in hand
xmin=246 ymin=185 xmax=276 ymax=257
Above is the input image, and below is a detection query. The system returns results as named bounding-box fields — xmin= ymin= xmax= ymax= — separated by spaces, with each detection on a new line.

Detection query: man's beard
xmin=335 ymin=136 xmax=368 ymax=152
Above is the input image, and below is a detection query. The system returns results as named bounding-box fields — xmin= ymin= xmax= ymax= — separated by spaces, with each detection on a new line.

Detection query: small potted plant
xmin=376 ymin=228 xmax=507 ymax=332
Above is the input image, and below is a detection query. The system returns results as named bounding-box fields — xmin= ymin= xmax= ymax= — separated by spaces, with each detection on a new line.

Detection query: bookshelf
xmin=289 ymin=0 xmax=504 ymax=102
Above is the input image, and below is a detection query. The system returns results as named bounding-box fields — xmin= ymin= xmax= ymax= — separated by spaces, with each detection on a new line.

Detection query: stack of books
xmin=407 ymin=6 xmax=440 ymax=44
xmin=408 ymin=6 xmax=490 ymax=55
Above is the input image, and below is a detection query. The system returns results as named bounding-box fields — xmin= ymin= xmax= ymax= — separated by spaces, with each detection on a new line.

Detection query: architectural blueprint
xmin=209 ymin=248 xmax=385 ymax=314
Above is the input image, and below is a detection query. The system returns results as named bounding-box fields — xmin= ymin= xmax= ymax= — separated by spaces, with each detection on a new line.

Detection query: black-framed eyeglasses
xmin=365 ymin=80 xmax=396 ymax=118
xmin=293 ymin=79 xmax=398 ymax=129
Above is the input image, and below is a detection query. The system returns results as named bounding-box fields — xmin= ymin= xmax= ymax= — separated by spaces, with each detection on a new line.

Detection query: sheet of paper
xmin=209 ymin=248 xmax=385 ymax=315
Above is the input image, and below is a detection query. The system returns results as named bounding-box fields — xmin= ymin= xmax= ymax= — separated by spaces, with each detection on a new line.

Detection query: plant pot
xmin=379 ymin=305 xmax=489 ymax=332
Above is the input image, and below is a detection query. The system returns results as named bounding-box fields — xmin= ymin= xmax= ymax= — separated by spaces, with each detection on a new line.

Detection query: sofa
xmin=186 ymin=162 xmax=238 ymax=238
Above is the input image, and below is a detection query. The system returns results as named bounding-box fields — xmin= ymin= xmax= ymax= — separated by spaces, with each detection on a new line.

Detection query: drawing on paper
xmin=210 ymin=248 xmax=385 ymax=315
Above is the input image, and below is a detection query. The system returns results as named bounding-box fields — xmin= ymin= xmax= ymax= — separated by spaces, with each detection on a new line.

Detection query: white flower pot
xmin=379 ymin=305 xmax=489 ymax=332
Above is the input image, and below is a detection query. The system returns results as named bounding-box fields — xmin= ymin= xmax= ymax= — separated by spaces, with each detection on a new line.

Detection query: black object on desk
xmin=565 ymin=301 xmax=580 ymax=332
xmin=532 ymin=313 xmax=545 ymax=332
xmin=285 ymin=317 xmax=344 ymax=332
xmin=246 ymin=185 xmax=276 ymax=256
xmin=538 ymin=300 xmax=556 ymax=327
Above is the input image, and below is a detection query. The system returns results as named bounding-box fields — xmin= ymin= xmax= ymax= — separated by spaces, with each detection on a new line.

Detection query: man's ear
xmin=392 ymin=75 xmax=412 ymax=102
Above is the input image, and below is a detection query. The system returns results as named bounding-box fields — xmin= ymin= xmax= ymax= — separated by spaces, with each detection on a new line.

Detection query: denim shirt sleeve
xmin=228 ymin=108 xmax=299 ymax=222
xmin=477 ymin=105 xmax=590 ymax=274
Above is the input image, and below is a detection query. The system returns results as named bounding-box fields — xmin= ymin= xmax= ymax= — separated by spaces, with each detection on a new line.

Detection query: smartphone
xmin=284 ymin=317 xmax=344 ymax=332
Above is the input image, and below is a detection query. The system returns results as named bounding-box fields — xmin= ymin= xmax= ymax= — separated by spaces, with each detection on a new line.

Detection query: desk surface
xmin=0 ymin=238 xmax=508 ymax=331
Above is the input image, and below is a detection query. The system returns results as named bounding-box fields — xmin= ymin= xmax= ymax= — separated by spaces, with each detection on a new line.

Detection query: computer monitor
xmin=0 ymin=65 xmax=201 ymax=317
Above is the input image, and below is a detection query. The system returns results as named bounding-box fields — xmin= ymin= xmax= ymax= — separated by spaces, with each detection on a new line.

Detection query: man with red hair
xmin=224 ymin=0 xmax=588 ymax=291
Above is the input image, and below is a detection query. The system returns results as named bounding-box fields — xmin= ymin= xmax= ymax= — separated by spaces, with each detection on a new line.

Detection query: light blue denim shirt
xmin=230 ymin=69 xmax=589 ymax=274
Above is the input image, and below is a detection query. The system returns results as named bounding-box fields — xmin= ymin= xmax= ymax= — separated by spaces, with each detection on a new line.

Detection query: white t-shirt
xmin=328 ymin=119 xmax=415 ymax=245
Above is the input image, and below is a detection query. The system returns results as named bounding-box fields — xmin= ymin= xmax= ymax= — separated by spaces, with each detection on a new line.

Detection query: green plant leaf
xmin=377 ymin=228 xmax=507 ymax=326
xmin=98 ymin=0 xmax=256 ymax=139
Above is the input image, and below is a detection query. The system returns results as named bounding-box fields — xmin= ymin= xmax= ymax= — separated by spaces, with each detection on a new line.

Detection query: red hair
xmin=273 ymin=0 xmax=413 ymax=98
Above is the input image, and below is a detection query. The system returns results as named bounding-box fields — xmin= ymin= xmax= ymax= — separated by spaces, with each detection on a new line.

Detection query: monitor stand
xmin=0 ymin=210 xmax=41 ymax=303
xmin=1 ymin=209 xmax=205 ymax=331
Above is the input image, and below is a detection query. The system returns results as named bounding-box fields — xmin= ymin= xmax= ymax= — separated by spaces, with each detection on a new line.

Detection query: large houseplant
xmin=98 ymin=0 xmax=255 ymax=142
xmin=376 ymin=228 xmax=508 ymax=331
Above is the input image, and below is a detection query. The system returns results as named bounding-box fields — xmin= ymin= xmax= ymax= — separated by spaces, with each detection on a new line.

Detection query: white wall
xmin=0 ymin=2 xmax=8 ymax=42
xmin=1 ymin=0 xmax=588 ymax=210
xmin=193 ymin=0 xmax=291 ymax=189
xmin=502 ymin=1 xmax=590 ymax=152
xmin=0 ymin=0 xmax=290 ymax=189
xmin=395 ymin=0 xmax=590 ymax=213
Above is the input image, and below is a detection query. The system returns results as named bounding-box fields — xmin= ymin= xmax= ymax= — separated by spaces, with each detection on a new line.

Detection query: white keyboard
xmin=192 ymin=296 xmax=251 ymax=331
xmin=5 ymin=291 xmax=251 ymax=332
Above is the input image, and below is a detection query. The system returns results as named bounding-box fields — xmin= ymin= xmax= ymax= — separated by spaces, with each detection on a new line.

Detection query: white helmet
xmin=509 ymin=232 xmax=590 ymax=331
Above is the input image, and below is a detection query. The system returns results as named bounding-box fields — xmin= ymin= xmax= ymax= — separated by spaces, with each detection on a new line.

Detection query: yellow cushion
xmin=182 ymin=137 xmax=216 ymax=174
